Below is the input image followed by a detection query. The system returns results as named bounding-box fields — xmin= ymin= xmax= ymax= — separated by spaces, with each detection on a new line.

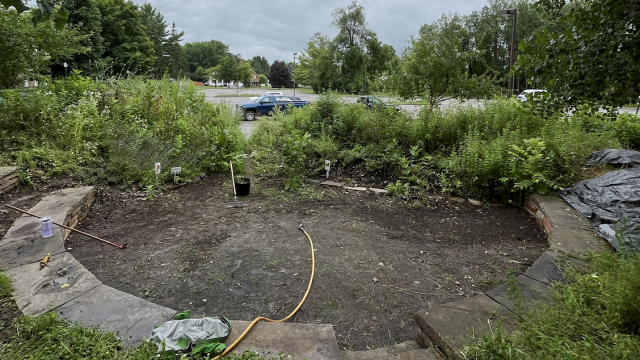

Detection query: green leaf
xmin=36 ymin=0 xmax=54 ymax=14
xmin=0 ymin=0 xmax=29 ymax=13
xmin=54 ymin=10 xmax=69 ymax=30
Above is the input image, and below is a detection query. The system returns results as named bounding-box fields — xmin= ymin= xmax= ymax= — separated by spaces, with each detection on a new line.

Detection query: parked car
xmin=249 ymin=91 xmax=284 ymax=102
xmin=236 ymin=95 xmax=311 ymax=121
xmin=357 ymin=96 xmax=401 ymax=112
xmin=517 ymin=89 xmax=547 ymax=102
xmin=202 ymin=81 xmax=210 ymax=86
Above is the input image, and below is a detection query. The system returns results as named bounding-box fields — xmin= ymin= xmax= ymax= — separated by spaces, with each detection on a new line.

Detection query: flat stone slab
xmin=0 ymin=186 xmax=94 ymax=269
xmin=320 ymin=180 xmax=344 ymax=188
xmin=0 ymin=166 xmax=19 ymax=178
xmin=529 ymin=194 xmax=592 ymax=231
xmin=0 ymin=167 xmax=20 ymax=193
xmin=550 ymin=226 xmax=607 ymax=255
xmin=485 ymin=275 xmax=550 ymax=312
xmin=6 ymin=252 xmax=101 ymax=316
xmin=523 ymin=250 xmax=564 ymax=285
xmin=0 ymin=214 xmax=66 ymax=269
xmin=340 ymin=341 xmax=443 ymax=360
xmin=368 ymin=188 xmax=388 ymax=195
xmin=224 ymin=321 xmax=339 ymax=360
xmin=56 ymin=284 xmax=177 ymax=348
xmin=344 ymin=186 xmax=367 ymax=192
xmin=414 ymin=295 xmax=514 ymax=360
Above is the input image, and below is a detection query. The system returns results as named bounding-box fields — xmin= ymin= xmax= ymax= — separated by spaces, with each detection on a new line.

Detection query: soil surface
xmin=65 ymin=174 xmax=547 ymax=351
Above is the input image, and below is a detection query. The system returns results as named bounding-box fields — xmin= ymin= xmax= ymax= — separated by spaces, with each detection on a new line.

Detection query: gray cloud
xmin=135 ymin=0 xmax=487 ymax=63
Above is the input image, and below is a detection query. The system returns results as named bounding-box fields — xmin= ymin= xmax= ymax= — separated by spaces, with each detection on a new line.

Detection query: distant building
xmin=250 ymin=71 xmax=260 ymax=87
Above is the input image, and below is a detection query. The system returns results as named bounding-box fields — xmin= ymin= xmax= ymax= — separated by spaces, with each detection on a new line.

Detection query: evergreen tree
xmin=165 ymin=22 xmax=186 ymax=79
xmin=183 ymin=40 xmax=230 ymax=78
xmin=250 ymin=55 xmax=269 ymax=75
xmin=95 ymin=0 xmax=155 ymax=75
xmin=60 ymin=0 xmax=104 ymax=77
xmin=140 ymin=3 xmax=168 ymax=78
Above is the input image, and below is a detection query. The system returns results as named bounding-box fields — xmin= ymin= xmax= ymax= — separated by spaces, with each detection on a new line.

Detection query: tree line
xmin=0 ymin=0 xmax=279 ymax=88
xmin=296 ymin=0 xmax=639 ymax=110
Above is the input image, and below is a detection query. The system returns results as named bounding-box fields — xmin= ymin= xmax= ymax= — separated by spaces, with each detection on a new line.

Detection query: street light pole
xmin=293 ymin=53 xmax=298 ymax=96
xmin=236 ymin=54 xmax=241 ymax=95
xmin=63 ymin=62 xmax=68 ymax=77
xmin=498 ymin=9 xmax=517 ymax=98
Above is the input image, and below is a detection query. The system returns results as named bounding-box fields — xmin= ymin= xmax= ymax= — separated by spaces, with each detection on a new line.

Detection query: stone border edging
xmin=0 ymin=166 xmax=19 ymax=194
xmin=0 ymin=187 xmax=177 ymax=348
xmin=412 ymin=194 xmax=609 ymax=359
xmin=1 ymin=186 xmax=342 ymax=357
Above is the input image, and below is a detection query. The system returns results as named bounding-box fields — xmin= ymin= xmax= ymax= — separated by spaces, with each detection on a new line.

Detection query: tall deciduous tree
xmin=193 ymin=66 xmax=207 ymax=82
xmin=518 ymin=0 xmax=640 ymax=110
xmin=463 ymin=0 xmax=547 ymax=89
xmin=269 ymin=60 xmax=292 ymax=89
xmin=217 ymin=56 xmax=237 ymax=83
xmin=331 ymin=1 xmax=372 ymax=93
xmin=0 ymin=6 xmax=86 ymax=87
xmin=183 ymin=40 xmax=229 ymax=78
xmin=238 ymin=61 xmax=254 ymax=86
xmin=95 ymin=0 xmax=155 ymax=75
xmin=394 ymin=14 xmax=496 ymax=106
xmin=296 ymin=33 xmax=337 ymax=93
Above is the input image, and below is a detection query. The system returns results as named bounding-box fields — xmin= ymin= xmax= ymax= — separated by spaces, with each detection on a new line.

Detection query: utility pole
xmin=237 ymin=53 xmax=241 ymax=95
xmin=293 ymin=53 xmax=298 ymax=96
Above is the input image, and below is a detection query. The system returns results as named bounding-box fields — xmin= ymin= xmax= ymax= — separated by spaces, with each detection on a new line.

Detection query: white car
xmin=249 ymin=91 xmax=284 ymax=102
xmin=517 ymin=89 xmax=547 ymax=102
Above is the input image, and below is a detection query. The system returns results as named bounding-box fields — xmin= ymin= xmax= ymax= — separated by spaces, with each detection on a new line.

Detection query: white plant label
xmin=325 ymin=160 xmax=331 ymax=171
xmin=171 ymin=167 xmax=182 ymax=175
xmin=155 ymin=163 xmax=161 ymax=174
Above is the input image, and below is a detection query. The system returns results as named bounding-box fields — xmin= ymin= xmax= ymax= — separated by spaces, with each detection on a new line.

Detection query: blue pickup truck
xmin=236 ymin=95 xmax=311 ymax=121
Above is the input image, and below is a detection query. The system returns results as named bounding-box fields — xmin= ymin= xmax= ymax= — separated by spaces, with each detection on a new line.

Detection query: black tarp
xmin=558 ymin=149 xmax=640 ymax=252
xmin=585 ymin=149 xmax=640 ymax=167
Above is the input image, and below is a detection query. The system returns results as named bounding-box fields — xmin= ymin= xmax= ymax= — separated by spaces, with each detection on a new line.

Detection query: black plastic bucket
xmin=235 ymin=177 xmax=251 ymax=196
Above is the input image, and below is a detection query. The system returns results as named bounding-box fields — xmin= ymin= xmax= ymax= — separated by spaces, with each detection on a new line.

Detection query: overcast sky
xmin=133 ymin=0 xmax=488 ymax=63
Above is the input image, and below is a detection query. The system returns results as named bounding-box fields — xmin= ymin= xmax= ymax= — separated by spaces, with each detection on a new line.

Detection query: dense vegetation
xmin=0 ymin=75 xmax=245 ymax=187
xmin=250 ymin=95 xmax=639 ymax=202
xmin=463 ymin=251 xmax=640 ymax=359
xmin=0 ymin=270 xmax=290 ymax=359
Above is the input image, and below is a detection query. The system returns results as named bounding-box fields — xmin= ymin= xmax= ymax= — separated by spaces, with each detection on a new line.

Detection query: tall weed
xmin=0 ymin=75 xmax=245 ymax=186
xmin=463 ymin=252 xmax=640 ymax=359
xmin=249 ymin=95 xmax=633 ymax=201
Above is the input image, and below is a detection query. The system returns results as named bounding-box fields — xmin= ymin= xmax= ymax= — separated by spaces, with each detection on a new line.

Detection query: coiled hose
xmin=213 ymin=224 xmax=315 ymax=359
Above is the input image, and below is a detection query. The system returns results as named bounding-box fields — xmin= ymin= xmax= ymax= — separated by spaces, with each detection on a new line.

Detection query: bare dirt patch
xmin=68 ymin=174 xmax=547 ymax=351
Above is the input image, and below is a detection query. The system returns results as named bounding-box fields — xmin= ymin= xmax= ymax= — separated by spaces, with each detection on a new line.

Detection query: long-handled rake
xmin=228 ymin=161 xmax=247 ymax=208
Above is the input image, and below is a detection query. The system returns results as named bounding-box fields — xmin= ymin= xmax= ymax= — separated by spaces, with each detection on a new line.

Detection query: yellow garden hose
xmin=213 ymin=224 xmax=315 ymax=359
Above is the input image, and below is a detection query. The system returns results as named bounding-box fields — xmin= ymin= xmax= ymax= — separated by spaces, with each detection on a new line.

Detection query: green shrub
xmin=0 ymin=271 xmax=291 ymax=360
xmin=463 ymin=252 xmax=640 ymax=359
xmin=0 ymin=75 xmax=245 ymax=186
xmin=249 ymin=95 xmax=633 ymax=201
